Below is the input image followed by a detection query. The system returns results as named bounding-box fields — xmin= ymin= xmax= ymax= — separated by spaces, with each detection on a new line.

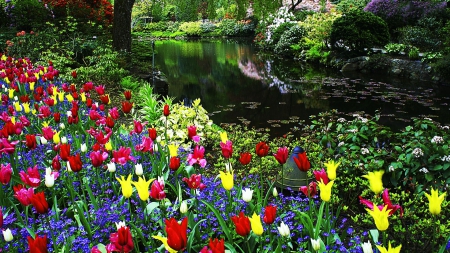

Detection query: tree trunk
xmin=112 ymin=0 xmax=135 ymax=52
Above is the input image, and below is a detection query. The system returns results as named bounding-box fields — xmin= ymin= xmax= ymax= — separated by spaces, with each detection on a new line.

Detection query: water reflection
xmin=153 ymin=39 xmax=450 ymax=137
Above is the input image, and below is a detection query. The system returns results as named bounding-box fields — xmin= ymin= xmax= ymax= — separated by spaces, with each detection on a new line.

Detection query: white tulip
xmin=107 ymin=162 xmax=116 ymax=173
xmin=180 ymin=200 xmax=188 ymax=214
xmin=2 ymin=228 xmax=13 ymax=242
xmin=80 ymin=143 xmax=87 ymax=153
xmin=40 ymin=136 xmax=48 ymax=145
xmin=45 ymin=174 xmax=55 ymax=188
xmin=273 ymin=187 xmax=278 ymax=197
xmin=135 ymin=163 xmax=143 ymax=176
xmin=361 ymin=241 xmax=373 ymax=253
xmin=277 ymin=221 xmax=290 ymax=237
xmin=59 ymin=123 xmax=65 ymax=129
xmin=311 ymin=238 xmax=321 ymax=251
xmin=61 ymin=136 xmax=67 ymax=144
xmin=242 ymin=188 xmax=254 ymax=203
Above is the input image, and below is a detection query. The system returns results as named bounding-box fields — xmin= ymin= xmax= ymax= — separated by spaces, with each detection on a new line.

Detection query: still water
xmin=153 ymin=39 xmax=450 ymax=137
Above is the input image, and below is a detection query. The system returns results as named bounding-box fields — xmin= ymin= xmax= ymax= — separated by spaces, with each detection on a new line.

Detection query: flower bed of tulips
xmin=0 ymin=53 xmax=449 ymax=253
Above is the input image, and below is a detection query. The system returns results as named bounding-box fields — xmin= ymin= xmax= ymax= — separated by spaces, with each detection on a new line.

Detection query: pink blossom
xmin=187 ymin=145 xmax=207 ymax=168
xmin=111 ymin=147 xmax=135 ymax=165
xmin=19 ymin=165 xmax=41 ymax=188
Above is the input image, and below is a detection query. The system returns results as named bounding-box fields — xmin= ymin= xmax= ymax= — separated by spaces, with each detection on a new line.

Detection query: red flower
xmin=231 ymin=212 xmax=251 ymax=237
xmin=109 ymin=226 xmax=134 ymax=252
xmin=0 ymin=163 xmax=12 ymax=185
xmin=19 ymin=165 xmax=41 ymax=188
xmin=52 ymin=156 xmax=61 ymax=171
xmin=90 ymin=150 xmax=108 ymax=168
xmin=123 ymin=90 xmax=132 ymax=100
xmin=86 ymin=98 xmax=93 ymax=108
xmin=299 ymin=181 xmax=318 ymax=198
xmin=111 ymin=147 xmax=135 ymax=165
xmin=53 ymin=112 xmax=61 ymax=123
xmin=99 ymin=94 xmax=110 ymax=105
xmin=13 ymin=185 xmax=34 ymax=206
xmin=59 ymin=143 xmax=71 ymax=161
xmin=25 ymin=134 xmax=37 ymax=150
xmin=30 ymin=192 xmax=49 ymax=214
xmin=27 ymin=235 xmax=48 ymax=253
xmin=263 ymin=205 xmax=277 ymax=224
xmin=163 ymin=104 xmax=170 ymax=116
xmin=313 ymin=169 xmax=329 ymax=185
xmin=169 ymin=156 xmax=181 ymax=171
xmin=182 ymin=174 xmax=206 ymax=190
xmin=209 ymin=238 xmax=225 ymax=253
xmin=293 ymin=151 xmax=310 ymax=172
xmin=122 ymin=101 xmax=133 ymax=114
xmin=68 ymin=154 xmax=83 ymax=172
xmin=106 ymin=116 xmax=115 ymax=128
xmin=187 ymin=125 xmax=197 ymax=140
xmin=95 ymin=85 xmax=105 ymax=95
xmin=255 ymin=141 xmax=269 ymax=157
xmin=150 ymin=180 xmax=166 ymax=200
xmin=273 ymin=146 xmax=289 ymax=165
xmin=148 ymin=128 xmax=157 ymax=140
xmin=359 ymin=189 xmax=403 ymax=217
xmin=239 ymin=152 xmax=252 ymax=166
xmin=165 ymin=217 xmax=188 ymax=251
xmin=220 ymin=140 xmax=233 ymax=159
xmin=71 ymin=70 xmax=77 ymax=79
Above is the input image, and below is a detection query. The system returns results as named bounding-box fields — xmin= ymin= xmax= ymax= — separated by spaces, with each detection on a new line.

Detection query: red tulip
xmin=169 ymin=156 xmax=180 ymax=171
xmin=239 ymin=152 xmax=252 ymax=166
xmin=231 ymin=212 xmax=251 ymax=237
xmin=25 ymin=134 xmax=37 ymax=150
xmin=220 ymin=140 xmax=233 ymax=159
xmin=263 ymin=205 xmax=277 ymax=224
xmin=0 ymin=164 xmax=12 ymax=185
xmin=59 ymin=143 xmax=71 ymax=161
xmin=13 ymin=185 xmax=34 ymax=206
xmin=86 ymin=98 xmax=93 ymax=108
xmin=68 ymin=154 xmax=83 ymax=172
xmin=148 ymin=127 xmax=157 ymax=140
xmin=165 ymin=217 xmax=188 ymax=251
xmin=99 ymin=94 xmax=110 ymax=105
xmin=52 ymin=156 xmax=61 ymax=171
xmin=255 ymin=141 xmax=269 ymax=157
xmin=90 ymin=150 xmax=108 ymax=168
xmin=209 ymin=238 xmax=225 ymax=253
xmin=299 ymin=181 xmax=318 ymax=198
xmin=53 ymin=112 xmax=61 ymax=123
xmin=293 ymin=152 xmax=311 ymax=172
xmin=95 ymin=85 xmax=105 ymax=95
xmin=106 ymin=116 xmax=115 ymax=128
xmin=27 ymin=235 xmax=48 ymax=253
xmin=109 ymin=226 xmax=134 ymax=252
xmin=30 ymin=191 xmax=49 ymax=214
xmin=71 ymin=70 xmax=77 ymax=79
xmin=150 ymin=180 xmax=166 ymax=200
xmin=182 ymin=174 xmax=206 ymax=190
xmin=19 ymin=165 xmax=41 ymax=188
xmin=122 ymin=101 xmax=133 ymax=114
xmin=273 ymin=146 xmax=289 ymax=165
xmin=163 ymin=104 xmax=170 ymax=116
xmin=313 ymin=169 xmax=329 ymax=185
xmin=187 ymin=125 xmax=197 ymax=140
xmin=123 ymin=90 xmax=132 ymax=100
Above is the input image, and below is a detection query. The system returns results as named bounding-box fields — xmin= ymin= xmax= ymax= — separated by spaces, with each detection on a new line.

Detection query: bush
xmin=178 ymin=22 xmax=202 ymax=36
xmin=218 ymin=19 xmax=239 ymax=36
xmin=336 ymin=0 xmax=371 ymax=12
xmin=432 ymin=53 xmax=450 ymax=81
xmin=268 ymin=22 xmax=296 ymax=48
xmin=200 ymin=22 xmax=217 ymax=33
xmin=274 ymin=25 xmax=306 ymax=56
xmin=44 ymin=0 xmax=113 ymax=27
xmin=6 ymin=0 xmax=52 ymax=30
xmin=364 ymin=0 xmax=404 ymax=31
xmin=144 ymin=21 xmax=170 ymax=32
xmin=330 ymin=10 xmax=390 ymax=55
xmin=397 ymin=26 xmax=440 ymax=51
xmin=385 ymin=43 xmax=406 ymax=55
xmin=299 ymin=10 xmax=342 ymax=49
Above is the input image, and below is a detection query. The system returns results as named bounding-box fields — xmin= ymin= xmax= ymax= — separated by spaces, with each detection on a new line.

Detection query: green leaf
xmin=187 ymin=218 xmax=206 ymax=252
xmin=369 ymin=229 xmax=379 ymax=243
xmin=394 ymin=146 xmax=403 ymax=152
xmin=146 ymin=201 xmax=160 ymax=214
xmin=200 ymin=200 xmax=233 ymax=243
xmin=425 ymin=173 xmax=434 ymax=182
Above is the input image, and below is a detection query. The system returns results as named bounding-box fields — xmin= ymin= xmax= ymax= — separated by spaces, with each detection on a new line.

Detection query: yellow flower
xmin=220 ymin=131 xmax=228 ymax=143
xmin=193 ymin=98 xmax=201 ymax=107
xmin=52 ymin=86 xmax=57 ymax=96
xmin=23 ymin=102 xmax=30 ymax=114
xmin=8 ymin=88 xmax=14 ymax=99
xmin=53 ymin=131 xmax=61 ymax=144
xmin=29 ymin=82 xmax=35 ymax=91
xmin=51 ymin=95 xmax=58 ymax=105
xmin=376 ymin=241 xmax=402 ymax=253
xmin=80 ymin=92 xmax=86 ymax=102
xmin=219 ymin=170 xmax=234 ymax=191
xmin=324 ymin=160 xmax=340 ymax=180
xmin=424 ymin=188 xmax=446 ymax=215
xmin=57 ymin=91 xmax=64 ymax=102
xmin=366 ymin=205 xmax=391 ymax=231
xmin=10 ymin=117 xmax=15 ymax=124
xmin=105 ymin=140 xmax=112 ymax=151
xmin=13 ymin=102 xmax=22 ymax=112
xmin=116 ymin=174 xmax=133 ymax=198
xmin=362 ymin=170 xmax=384 ymax=194
xmin=317 ymin=180 xmax=334 ymax=202
xmin=249 ymin=212 xmax=264 ymax=236
xmin=65 ymin=93 xmax=74 ymax=103
xmin=152 ymin=235 xmax=177 ymax=253
xmin=131 ymin=176 xmax=155 ymax=201
xmin=168 ymin=144 xmax=179 ymax=157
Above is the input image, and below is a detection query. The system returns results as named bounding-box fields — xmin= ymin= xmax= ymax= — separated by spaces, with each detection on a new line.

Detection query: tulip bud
xmin=40 ymin=136 xmax=48 ymax=145
xmin=277 ymin=222 xmax=290 ymax=237
xmin=107 ymin=162 xmax=116 ymax=173
xmin=180 ymin=200 xmax=188 ymax=214
xmin=361 ymin=241 xmax=373 ymax=253
xmin=45 ymin=173 xmax=55 ymax=187
xmin=273 ymin=187 xmax=278 ymax=197
xmin=80 ymin=143 xmax=87 ymax=153
xmin=2 ymin=228 xmax=13 ymax=242
xmin=66 ymin=161 xmax=72 ymax=172
xmin=242 ymin=188 xmax=254 ymax=203
xmin=61 ymin=136 xmax=67 ymax=144
xmin=59 ymin=123 xmax=65 ymax=129
xmin=135 ymin=163 xmax=143 ymax=176
xmin=311 ymin=238 xmax=321 ymax=251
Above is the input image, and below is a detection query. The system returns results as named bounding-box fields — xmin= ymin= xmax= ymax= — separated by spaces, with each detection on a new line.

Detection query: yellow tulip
xmin=366 ymin=205 xmax=391 ymax=231
xmin=8 ymin=88 xmax=14 ymax=99
xmin=318 ymin=180 xmax=334 ymax=202
xmin=376 ymin=241 xmax=402 ymax=253
xmin=424 ymin=188 xmax=446 ymax=215
xmin=131 ymin=176 xmax=155 ymax=201
xmin=52 ymin=86 xmax=57 ymax=96
xmin=105 ymin=141 xmax=112 ymax=151
xmin=152 ymin=235 xmax=177 ymax=253
xmin=116 ymin=174 xmax=133 ymax=198
xmin=168 ymin=144 xmax=179 ymax=157
xmin=58 ymin=91 xmax=64 ymax=102
xmin=13 ymin=102 xmax=22 ymax=112
xmin=23 ymin=102 xmax=30 ymax=114
xmin=362 ymin=170 xmax=384 ymax=194
xmin=80 ymin=92 xmax=86 ymax=102
xmin=220 ymin=131 xmax=228 ymax=143
xmin=53 ymin=131 xmax=61 ymax=144
xmin=324 ymin=160 xmax=340 ymax=180
xmin=29 ymin=82 xmax=35 ymax=91
xmin=249 ymin=212 xmax=264 ymax=236
xmin=219 ymin=170 xmax=234 ymax=191
xmin=66 ymin=93 xmax=74 ymax=103
xmin=10 ymin=117 xmax=15 ymax=124
xmin=51 ymin=95 xmax=57 ymax=105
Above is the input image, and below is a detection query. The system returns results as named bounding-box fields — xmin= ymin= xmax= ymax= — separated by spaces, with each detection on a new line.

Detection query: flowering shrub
xmin=3 ymin=0 xmax=53 ymax=30
xmin=256 ymin=6 xmax=297 ymax=49
xmin=42 ymin=0 xmax=113 ymax=26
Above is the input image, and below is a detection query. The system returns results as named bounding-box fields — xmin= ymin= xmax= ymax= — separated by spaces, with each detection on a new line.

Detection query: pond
xmin=152 ymin=38 xmax=450 ymax=137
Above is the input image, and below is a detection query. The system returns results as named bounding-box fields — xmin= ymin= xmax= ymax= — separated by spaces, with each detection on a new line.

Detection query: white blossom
xmin=431 ymin=136 xmax=444 ymax=144
xmin=412 ymin=148 xmax=424 ymax=158
xmin=361 ymin=148 xmax=370 ymax=155
xmin=242 ymin=188 xmax=254 ymax=203
xmin=277 ymin=222 xmax=290 ymax=237
xmin=419 ymin=167 xmax=429 ymax=173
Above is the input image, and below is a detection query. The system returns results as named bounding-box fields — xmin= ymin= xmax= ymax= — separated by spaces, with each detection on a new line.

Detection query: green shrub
xmin=330 ymin=10 xmax=390 ymax=55
xmin=7 ymin=0 xmax=51 ymax=30
xmin=365 ymin=53 xmax=392 ymax=71
xmin=408 ymin=46 xmax=420 ymax=60
xmin=385 ymin=43 xmax=406 ymax=55
xmin=178 ymin=22 xmax=202 ymax=36
xmin=218 ymin=19 xmax=239 ymax=36
xmin=135 ymin=83 xmax=164 ymax=124
xmin=299 ymin=10 xmax=342 ymax=49
xmin=397 ymin=25 xmax=440 ymax=51
xmin=432 ymin=53 xmax=450 ymax=81
xmin=200 ymin=22 xmax=217 ymax=33
xmin=268 ymin=22 xmax=295 ymax=48
xmin=144 ymin=21 xmax=170 ymax=32
xmin=336 ymin=0 xmax=371 ymax=12
xmin=120 ymin=76 xmax=141 ymax=91
xmin=274 ymin=25 xmax=306 ymax=56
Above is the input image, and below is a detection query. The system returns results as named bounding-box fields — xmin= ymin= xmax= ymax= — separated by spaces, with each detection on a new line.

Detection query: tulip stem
xmin=46 ymin=215 xmax=59 ymax=252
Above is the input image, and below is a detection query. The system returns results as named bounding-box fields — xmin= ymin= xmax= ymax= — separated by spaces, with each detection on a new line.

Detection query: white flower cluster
xmin=337 ymin=118 xmax=346 ymax=123
xmin=441 ymin=125 xmax=449 ymax=130
xmin=441 ymin=155 xmax=450 ymax=162
xmin=361 ymin=148 xmax=370 ymax=155
xmin=431 ymin=136 xmax=444 ymax=144
xmin=347 ymin=129 xmax=358 ymax=133
xmin=412 ymin=147 xmax=424 ymax=158
xmin=419 ymin=167 xmax=429 ymax=173
xmin=358 ymin=117 xmax=368 ymax=123
xmin=338 ymin=141 xmax=345 ymax=147
xmin=388 ymin=165 xmax=395 ymax=172
xmin=265 ymin=6 xmax=296 ymax=42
